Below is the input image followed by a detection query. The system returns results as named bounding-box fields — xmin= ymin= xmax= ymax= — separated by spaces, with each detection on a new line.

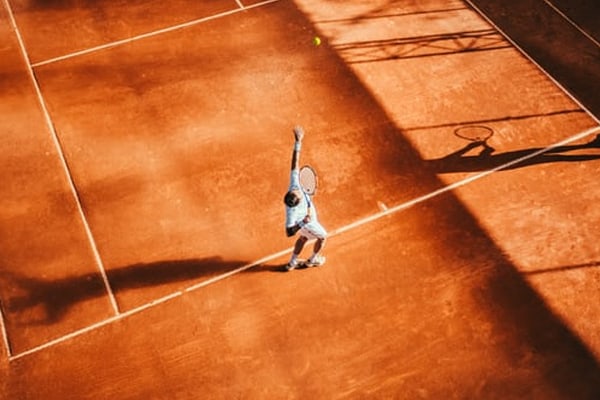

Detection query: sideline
xmin=2 ymin=0 xmax=120 ymax=317
xmin=0 ymin=300 xmax=11 ymax=359
xmin=464 ymin=0 xmax=600 ymax=125
xmin=8 ymin=125 xmax=600 ymax=362
xmin=541 ymin=0 xmax=600 ymax=48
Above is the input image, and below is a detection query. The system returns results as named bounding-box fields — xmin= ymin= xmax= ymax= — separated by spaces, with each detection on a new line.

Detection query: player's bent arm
xmin=286 ymin=215 xmax=310 ymax=237
xmin=286 ymin=221 xmax=304 ymax=237
xmin=286 ymin=225 xmax=300 ymax=237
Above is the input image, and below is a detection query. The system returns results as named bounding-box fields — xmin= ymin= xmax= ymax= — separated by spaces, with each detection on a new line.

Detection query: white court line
xmin=542 ymin=0 xmax=600 ymax=48
xmin=2 ymin=0 xmax=120 ymax=316
xmin=31 ymin=0 xmax=281 ymax=68
xmin=9 ymin=125 xmax=600 ymax=361
xmin=464 ymin=0 xmax=600 ymax=125
xmin=0 ymin=300 xmax=12 ymax=359
xmin=10 ymin=247 xmax=294 ymax=361
xmin=235 ymin=0 xmax=245 ymax=9
xmin=333 ymin=126 xmax=600 ymax=236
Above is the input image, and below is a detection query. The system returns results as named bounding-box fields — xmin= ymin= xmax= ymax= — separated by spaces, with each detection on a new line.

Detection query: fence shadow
xmin=333 ymin=28 xmax=511 ymax=64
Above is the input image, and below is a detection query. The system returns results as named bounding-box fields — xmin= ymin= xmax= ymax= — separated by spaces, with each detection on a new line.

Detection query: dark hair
xmin=284 ymin=191 xmax=300 ymax=207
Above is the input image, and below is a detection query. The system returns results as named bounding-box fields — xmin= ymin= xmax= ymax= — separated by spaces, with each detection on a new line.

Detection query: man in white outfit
xmin=283 ymin=126 xmax=327 ymax=271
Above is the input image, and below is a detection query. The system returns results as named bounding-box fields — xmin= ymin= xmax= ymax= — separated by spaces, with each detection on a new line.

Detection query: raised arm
xmin=291 ymin=126 xmax=304 ymax=171
xmin=292 ymin=126 xmax=312 ymax=218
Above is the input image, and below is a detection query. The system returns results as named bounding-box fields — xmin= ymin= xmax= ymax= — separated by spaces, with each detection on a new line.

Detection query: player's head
xmin=284 ymin=190 xmax=301 ymax=207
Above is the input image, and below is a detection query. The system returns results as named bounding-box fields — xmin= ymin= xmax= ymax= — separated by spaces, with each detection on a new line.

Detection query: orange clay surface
xmin=1 ymin=0 xmax=600 ymax=398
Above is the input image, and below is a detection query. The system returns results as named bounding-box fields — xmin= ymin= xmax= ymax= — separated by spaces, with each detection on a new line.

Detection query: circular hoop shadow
xmin=454 ymin=125 xmax=494 ymax=142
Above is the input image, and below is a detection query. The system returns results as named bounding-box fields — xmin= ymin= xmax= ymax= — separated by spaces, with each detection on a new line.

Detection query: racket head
xmin=454 ymin=125 xmax=494 ymax=142
xmin=299 ymin=165 xmax=318 ymax=195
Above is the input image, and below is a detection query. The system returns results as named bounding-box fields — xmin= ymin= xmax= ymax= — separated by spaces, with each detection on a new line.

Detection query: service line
xmin=31 ymin=0 xmax=281 ymax=68
xmin=9 ymin=125 xmax=600 ymax=361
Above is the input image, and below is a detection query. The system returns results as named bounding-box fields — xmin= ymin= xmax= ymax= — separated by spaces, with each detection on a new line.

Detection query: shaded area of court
xmin=468 ymin=0 xmax=600 ymax=118
xmin=3 ymin=257 xmax=247 ymax=324
xmin=1 ymin=0 xmax=600 ymax=398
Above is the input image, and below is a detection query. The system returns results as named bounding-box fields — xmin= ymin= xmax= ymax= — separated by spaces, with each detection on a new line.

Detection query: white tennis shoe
xmin=306 ymin=255 xmax=326 ymax=267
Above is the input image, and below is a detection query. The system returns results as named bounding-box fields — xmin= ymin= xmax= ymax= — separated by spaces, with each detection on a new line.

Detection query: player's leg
xmin=312 ymin=237 xmax=325 ymax=256
xmin=304 ymin=223 xmax=327 ymax=267
xmin=286 ymin=235 xmax=308 ymax=271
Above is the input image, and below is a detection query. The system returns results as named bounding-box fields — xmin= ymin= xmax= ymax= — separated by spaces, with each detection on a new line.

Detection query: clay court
xmin=1 ymin=0 xmax=600 ymax=398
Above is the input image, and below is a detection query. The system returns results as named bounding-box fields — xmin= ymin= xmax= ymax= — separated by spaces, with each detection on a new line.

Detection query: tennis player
xmin=283 ymin=126 xmax=327 ymax=271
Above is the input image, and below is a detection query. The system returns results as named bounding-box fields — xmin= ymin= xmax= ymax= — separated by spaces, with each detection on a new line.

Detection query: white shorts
xmin=300 ymin=221 xmax=327 ymax=240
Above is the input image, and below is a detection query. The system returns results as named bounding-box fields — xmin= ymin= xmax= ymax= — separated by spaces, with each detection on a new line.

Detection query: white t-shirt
xmin=285 ymin=169 xmax=317 ymax=228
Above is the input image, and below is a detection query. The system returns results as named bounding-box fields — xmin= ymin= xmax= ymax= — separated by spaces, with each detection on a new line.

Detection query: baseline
xmin=8 ymin=125 xmax=600 ymax=362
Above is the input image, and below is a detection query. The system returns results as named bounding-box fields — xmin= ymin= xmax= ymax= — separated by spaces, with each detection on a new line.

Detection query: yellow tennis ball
xmin=312 ymin=36 xmax=321 ymax=46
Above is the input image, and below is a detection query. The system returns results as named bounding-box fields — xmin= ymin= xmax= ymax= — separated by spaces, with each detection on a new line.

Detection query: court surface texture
xmin=1 ymin=0 xmax=599 ymax=398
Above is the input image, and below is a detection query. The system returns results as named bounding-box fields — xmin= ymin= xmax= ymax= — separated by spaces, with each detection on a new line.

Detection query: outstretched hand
xmin=293 ymin=126 xmax=305 ymax=142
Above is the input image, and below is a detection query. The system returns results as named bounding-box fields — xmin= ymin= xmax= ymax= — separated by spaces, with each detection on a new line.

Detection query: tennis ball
xmin=312 ymin=36 xmax=321 ymax=46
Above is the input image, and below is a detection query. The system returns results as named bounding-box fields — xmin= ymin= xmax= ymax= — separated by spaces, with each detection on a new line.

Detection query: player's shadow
xmin=248 ymin=264 xmax=289 ymax=273
xmin=248 ymin=263 xmax=319 ymax=273
xmin=427 ymin=133 xmax=600 ymax=173
xmin=2 ymin=257 xmax=246 ymax=325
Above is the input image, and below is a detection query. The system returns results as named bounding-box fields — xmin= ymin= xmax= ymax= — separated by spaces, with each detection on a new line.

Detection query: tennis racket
xmin=299 ymin=165 xmax=318 ymax=195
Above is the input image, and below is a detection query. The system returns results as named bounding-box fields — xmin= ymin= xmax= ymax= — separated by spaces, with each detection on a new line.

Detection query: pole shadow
xmin=524 ymin=260 xmax=600 ymax=275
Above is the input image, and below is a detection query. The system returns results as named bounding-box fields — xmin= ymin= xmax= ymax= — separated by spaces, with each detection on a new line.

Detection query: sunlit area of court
xmin=1 ymin=0 xmax=599 ymax=398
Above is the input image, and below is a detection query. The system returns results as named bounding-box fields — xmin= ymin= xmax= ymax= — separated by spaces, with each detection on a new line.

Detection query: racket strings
xmin=299 ymin=165 xmax=317 ymax=195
